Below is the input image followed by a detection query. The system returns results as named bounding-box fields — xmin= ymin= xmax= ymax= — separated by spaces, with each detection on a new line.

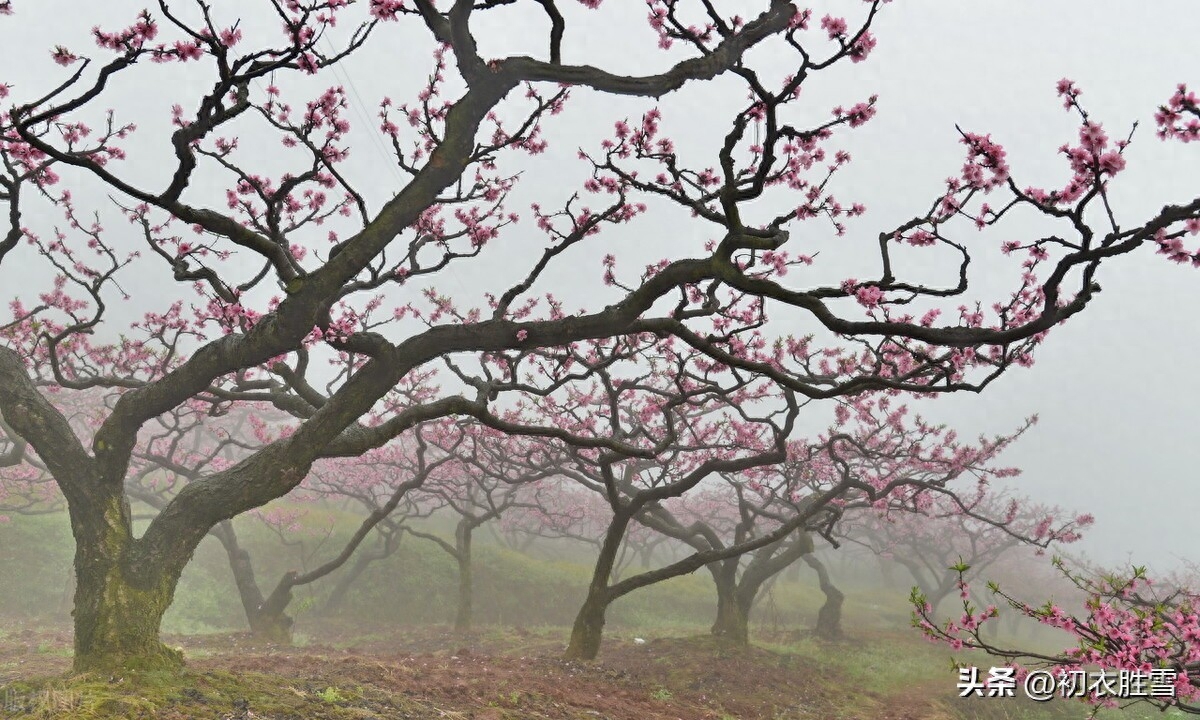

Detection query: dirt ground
xmin=0 ymin=623 xmax=955 ymax=719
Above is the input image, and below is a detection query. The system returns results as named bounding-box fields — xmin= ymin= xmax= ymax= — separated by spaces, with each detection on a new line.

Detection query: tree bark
xmin=565 ymin=592 xmax=610 ymax=661
xmin=709 ymin=560 xmax=750 ymax=645
xmin=251 ymin=573 xmax=298 ymax=644
xmin=708 ymin=532 xmax=815 ymax=647
xmin=563 ymin=511 xmax=630 ymax=660
xmin=58 ymin=564 xmax=76 ymax=618
xmin=710 ymin=586 xmax=750 ymax=645
xmin=70 ymin=493 xmax=184 ymax=672
xmin=804 ymin=553 xmax=844 ymax=640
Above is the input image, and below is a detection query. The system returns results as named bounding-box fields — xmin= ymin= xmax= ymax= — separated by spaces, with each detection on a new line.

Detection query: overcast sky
xmin=1 ymin=1 xmax=1198 ymax=571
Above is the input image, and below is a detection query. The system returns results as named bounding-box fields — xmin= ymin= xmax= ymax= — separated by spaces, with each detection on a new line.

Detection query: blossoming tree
xmin=913 ymin=560 xmax=1200 ymax=713
xmin=396 ymin=424 xmax=555 ymax=633
xmin=0 ymin=0 xmax=1196 ymax=673
xmin=632 ymin=396 xmax=1073 ymax=646
xmin=843 ymin=488 xmax=1093 ymax=616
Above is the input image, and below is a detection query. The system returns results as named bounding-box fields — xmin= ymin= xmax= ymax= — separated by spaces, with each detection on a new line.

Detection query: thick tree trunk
xmin=709 ymin=560 xmax=750 ymax=645
xmin=804 ymin=554 xmax=843 ymax=640
xmin=711 ymin=588 xmax=751 ymax=645
xmin=70 ymin=496 xmax=184 ymax=673
xmin=563 ymin=511 xmax=630 ymax=661
xmin=564 ymin=592 xmax=610 ymax=661
xmin=73 ymin=564 xmax=182 ymax=672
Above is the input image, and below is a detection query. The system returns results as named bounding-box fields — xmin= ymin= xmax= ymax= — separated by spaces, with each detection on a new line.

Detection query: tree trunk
xmin=711 ymin=589 xmax=750 ymax=645
xmin=453 ymin=521 xmax=474 ymax=634
xmin=564 ymin=592 xmax=610 ymax=661
xmin=708 ymin=532 xmax=813 ymax=647
xmin=250 ymin=581 xmax=296 ymax=644
xmin=210 ymin=521 xmax=294 ymax=643
xmin=804 ymin=554 xmax=844 ymax=640
xmin=70 ymin=495 xmax=183 ymax=673
xmin=709 ymin=560 xmax=749 ymax=645
xmin=58 ymin=564 xmax=76 ymax=618
xmin=563 ymin=511 xmax=630 ymax=661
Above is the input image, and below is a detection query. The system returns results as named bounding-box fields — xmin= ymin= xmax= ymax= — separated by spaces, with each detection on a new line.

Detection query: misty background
xmin=1 ymin=0 xmax=1197 ymax=573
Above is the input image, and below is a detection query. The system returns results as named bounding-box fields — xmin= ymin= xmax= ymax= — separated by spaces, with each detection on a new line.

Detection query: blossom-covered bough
xmin=0 ymin=0 xmax=1196 ymax=673
xmin=912 ymin=560 xmax=1200 ymax=715
xmin=902 ymin=83 xmax=1200 ymax=718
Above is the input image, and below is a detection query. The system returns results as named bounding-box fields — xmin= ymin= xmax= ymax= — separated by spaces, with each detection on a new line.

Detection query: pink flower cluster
xmin=1156 ymin=84 xmax=1200 ymax=142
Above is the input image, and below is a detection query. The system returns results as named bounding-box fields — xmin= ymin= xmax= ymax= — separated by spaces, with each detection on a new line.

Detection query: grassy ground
xmin=1 ymin=617 xmax=1188 ymax=719
xmin=0 ymin=510 xmax=1191 ymax=719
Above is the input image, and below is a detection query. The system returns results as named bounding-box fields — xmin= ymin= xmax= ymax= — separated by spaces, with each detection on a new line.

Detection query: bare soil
xmin=0 ymin=623 xmax=961 ymax=719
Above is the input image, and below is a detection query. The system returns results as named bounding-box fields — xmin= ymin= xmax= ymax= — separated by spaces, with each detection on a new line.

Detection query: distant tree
xmin=0 ymin=1 xmax=1195 ymax=673
xmin=399 ymin=426 xmax=552 ymax=634
xmin=843 ymin=489 xmax=1092 ymax=615
xmin=220 ymin=419 xmax=466 ymax=642
xmin=640 ymin=482 xmax=820 ymax=644
xmin=632 ymin=397 xmax=1067 ymax=646
xmin=491 ymin=477 xmax=606 ymax=556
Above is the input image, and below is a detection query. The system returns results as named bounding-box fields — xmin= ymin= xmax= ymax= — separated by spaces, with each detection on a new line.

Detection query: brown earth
xmin=0 ymin=624 xmax=963 ymax=719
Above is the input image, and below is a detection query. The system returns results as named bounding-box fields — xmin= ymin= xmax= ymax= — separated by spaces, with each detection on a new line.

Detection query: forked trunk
xmin=211 ymin=521 xmax=294 ymax=643
xmin=709 ymin=560 xmax=750 ymax=645
xmin=248 ymin=605 xmax=295 ymax=644
xmin=251 ymin=572 xmax=298 ymax=644
xmin=804 ymin=554 xmax=844 ymax=640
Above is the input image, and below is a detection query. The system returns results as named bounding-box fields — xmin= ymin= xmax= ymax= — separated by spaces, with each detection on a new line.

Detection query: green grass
xmin=0 ymin=509 xmax=1194 ymax=719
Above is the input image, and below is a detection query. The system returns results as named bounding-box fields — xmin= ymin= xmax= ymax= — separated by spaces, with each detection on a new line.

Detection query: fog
xmin=4 ymin=1 xmax=1197 ymax=566
xmin=0 ymin=1 xmax=1197 ymax=718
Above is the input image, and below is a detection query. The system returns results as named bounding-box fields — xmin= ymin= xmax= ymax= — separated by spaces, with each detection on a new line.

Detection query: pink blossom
xmin=820 ymin=15 xmax=848 ymax=39
xmin=855 ymin=285 xmax=883 ymax=308
xmin=51 ymin=46 xmax=78 ymax=66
